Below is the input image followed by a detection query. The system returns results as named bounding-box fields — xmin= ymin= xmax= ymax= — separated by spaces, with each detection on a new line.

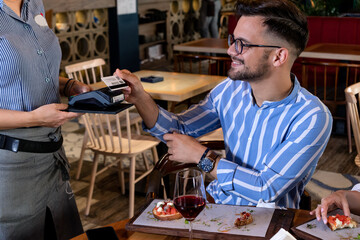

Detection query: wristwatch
xmin=197 ymin=149 xmax=219 ymax=173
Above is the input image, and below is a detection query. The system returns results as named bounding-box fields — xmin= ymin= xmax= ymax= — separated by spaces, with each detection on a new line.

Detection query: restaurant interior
xmin=40 ymin=0 xmax=360 ymax=239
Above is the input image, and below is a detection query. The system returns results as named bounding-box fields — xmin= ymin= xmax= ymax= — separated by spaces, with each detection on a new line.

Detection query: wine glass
xmin=173 ymin=168 xmax=207 ymax=240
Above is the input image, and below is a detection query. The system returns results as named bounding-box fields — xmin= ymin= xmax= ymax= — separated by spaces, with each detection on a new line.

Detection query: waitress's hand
xmin=68 ymin=80 xmax=92 ymax=96
xmin=31 ymin=103 xmax=82 ymax=128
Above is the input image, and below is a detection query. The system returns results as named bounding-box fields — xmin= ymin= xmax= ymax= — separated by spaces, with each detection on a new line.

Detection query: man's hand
xmin=310 ymin=190 xmax=351 ymax=224
xmin=30 ymin=103 xmax=82 ymax=128
xmin=114 ymin=69 xmax=147 ymax=104
xmin=163 ymin=132 xmax=207 ymax=164
xmin=68 ymin=80 xmax=92 ymax=96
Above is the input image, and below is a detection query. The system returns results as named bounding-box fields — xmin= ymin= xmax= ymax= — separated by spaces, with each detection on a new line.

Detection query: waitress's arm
xmin=59 ymin=77 xmax=92 ymax=97
xmin=0 ymin=106 xmax=81 ymax=130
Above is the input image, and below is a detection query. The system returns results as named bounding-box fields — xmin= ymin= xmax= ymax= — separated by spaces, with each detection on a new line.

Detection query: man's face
xmin=227 ymin=16 xmax=273 ymax=81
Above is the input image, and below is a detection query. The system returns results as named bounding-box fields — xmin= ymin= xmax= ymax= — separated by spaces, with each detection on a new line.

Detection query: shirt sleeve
xmin=144 ymin=92 xmax=222 ymax=142
xmin=352 ymin=183 xmax=360 ymax=192
xmin=216 ymin=109 xmax=332 ymax=203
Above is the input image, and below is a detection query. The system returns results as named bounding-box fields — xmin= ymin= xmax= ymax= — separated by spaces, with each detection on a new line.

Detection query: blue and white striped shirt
xmin=146 ymin=75 xmax=332 ymax=208
xmin=0 ymin=0 xmax=61 ymax=111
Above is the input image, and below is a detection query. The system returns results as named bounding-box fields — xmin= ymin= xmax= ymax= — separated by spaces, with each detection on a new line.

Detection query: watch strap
xmin=200 ymin=148 xmax=210 ymax=162
xmin=207 ymin=151 xmax=219 ymax=162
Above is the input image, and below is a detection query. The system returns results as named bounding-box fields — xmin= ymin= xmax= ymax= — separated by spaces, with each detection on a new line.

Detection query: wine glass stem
xmin=189 ymin=221 xmax=193 ymax=240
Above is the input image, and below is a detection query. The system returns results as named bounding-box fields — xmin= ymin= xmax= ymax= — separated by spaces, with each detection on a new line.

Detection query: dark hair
xmin=235 ymin=0 xmax=308 ymax=57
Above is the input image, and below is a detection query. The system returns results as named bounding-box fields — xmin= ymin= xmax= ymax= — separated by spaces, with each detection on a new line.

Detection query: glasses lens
xmin=228 ymin=35 xmax=242 ymax=54
xmin=228 ymin=34 xmax=234 ymax=47
xmin=236 ymin=39 xmax=243 ymax=54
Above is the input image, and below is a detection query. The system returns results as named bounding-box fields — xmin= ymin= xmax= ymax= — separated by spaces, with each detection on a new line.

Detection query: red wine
xmin=174 ymin=195 xmax=206 ymax=221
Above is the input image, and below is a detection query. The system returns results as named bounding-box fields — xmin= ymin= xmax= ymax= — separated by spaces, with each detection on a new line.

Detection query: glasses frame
xmin=228 ymin=34 xmax=281 ymax=55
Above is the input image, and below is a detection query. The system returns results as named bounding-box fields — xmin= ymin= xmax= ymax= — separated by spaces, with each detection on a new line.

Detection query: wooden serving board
xmin=126 ymin=199 xmax=294 ymax=239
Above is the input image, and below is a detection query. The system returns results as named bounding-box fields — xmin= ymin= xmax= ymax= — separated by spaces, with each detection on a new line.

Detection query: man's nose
xmin=227 ymin=43 xmax=238 ymax=57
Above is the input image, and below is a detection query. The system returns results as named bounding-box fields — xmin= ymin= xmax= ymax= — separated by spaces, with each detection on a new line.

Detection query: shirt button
xmin=45 ymin=77 xmax=50 ymax=83
xmin=37 ymin=50 xmax=43 ymax=55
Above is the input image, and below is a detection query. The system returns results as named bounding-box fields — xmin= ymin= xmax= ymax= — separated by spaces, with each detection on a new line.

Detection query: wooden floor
xmin=69 ymin=133 xmax=360 ymax=231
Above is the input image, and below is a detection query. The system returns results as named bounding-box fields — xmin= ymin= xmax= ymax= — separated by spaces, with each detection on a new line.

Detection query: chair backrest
xmin=301 ymin=61 xmax=360 ymax=118
xmin=218 ymin=11 xmax=236 ymax=38
xmin=65 ymin=58 xmax=106 ymax=85
xmin=174 ymin=53 xmax=231 ymax=76
xmin=82 ymin=110 xmax=133 ymax=153
xmin=345 ymin=82 xmax=360 ymax=155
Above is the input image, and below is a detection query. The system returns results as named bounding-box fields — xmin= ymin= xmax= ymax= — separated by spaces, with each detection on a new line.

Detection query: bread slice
xmin=327 ymin=214 xmax=358 ymax=231
xmin=152 ymin=201 xmax=182 ymax=221
xmin=234 ymin=211 xmax=253 ymax=227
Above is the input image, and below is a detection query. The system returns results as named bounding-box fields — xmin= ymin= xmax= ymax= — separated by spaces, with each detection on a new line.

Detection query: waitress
xmin=0 ymin=0 xmax=90 ymax=239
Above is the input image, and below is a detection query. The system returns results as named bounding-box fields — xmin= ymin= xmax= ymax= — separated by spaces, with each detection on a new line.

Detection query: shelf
xmin=139 ymin=20 xmax=166 ymax=27
xmin=139 ymin=40 xmax=166 ymax=48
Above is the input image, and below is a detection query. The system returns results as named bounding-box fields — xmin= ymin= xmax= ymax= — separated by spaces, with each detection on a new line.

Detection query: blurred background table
xmin=173 ymin=38 xmax=228 ymax=55
xmin=300 ymin=43 xmax=360 ymax=61
xmin=174 ymin=39 xmax=360 ymax=62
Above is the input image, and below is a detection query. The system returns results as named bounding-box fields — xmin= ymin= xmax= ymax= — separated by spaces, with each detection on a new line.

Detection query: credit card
xmin=101 ymin=76 xmax=128 ymax=91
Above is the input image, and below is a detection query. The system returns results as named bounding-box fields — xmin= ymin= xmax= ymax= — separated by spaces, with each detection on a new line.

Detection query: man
xmin=117 ymin=0 xmax=332 ymax=208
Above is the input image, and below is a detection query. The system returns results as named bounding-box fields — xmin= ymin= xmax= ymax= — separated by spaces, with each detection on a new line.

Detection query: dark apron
xmin=0 ymin=127 xmax=83 ymax=240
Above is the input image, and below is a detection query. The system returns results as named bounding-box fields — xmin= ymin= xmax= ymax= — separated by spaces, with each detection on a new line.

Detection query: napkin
xmin=256 ymin=200 xmax=287 ymax=209
xmin=270 ymin=228 xmax=297 ymax=240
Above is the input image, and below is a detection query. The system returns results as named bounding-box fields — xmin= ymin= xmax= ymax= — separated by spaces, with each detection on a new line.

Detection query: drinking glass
xmin=173 ymin=168 xmax=207 ymax=240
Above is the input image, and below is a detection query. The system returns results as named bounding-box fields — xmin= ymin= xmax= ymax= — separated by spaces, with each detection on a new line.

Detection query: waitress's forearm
xmin=0 ymin=109 xmax=36 ymax=130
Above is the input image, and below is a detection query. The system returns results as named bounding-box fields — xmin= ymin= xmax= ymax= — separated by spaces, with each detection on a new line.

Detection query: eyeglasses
xmin=228 ymin=34 xmax=281 ymax=55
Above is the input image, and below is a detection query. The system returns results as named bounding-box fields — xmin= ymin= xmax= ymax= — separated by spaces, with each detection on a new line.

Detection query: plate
xmin=291 ymin=209 xmax=360 ymax=240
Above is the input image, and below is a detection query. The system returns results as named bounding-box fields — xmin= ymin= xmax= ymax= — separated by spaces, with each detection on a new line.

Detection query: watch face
xmin=198 ymin=157 xmax=214 ymax=173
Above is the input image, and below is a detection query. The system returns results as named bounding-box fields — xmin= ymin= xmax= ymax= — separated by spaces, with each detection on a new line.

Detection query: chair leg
xmin=142 ymin=152 xmax=150 ymax=171
xmin=85 ymin=152 xmax=100 ymax=216
xmin=355 ymin=154 xmax=360 ymax=168
xmin=135 ymin=122 xmax=141 ymax=135
xmin=151 ymin=147 xmax=159 ymax=164
xmin=346 ymin=108 xmax=352 ymax=153
xmin=76 ymin=130 xmax=89 ymax=180
xmin=118 ymin=160 xmax=125 ymax=195
xmin=129 ymin=156 xmax=136 ymax=218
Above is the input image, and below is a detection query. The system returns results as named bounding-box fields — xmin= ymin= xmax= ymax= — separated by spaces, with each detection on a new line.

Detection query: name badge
xmin=34 ymin=14 xmax=48 ymax=27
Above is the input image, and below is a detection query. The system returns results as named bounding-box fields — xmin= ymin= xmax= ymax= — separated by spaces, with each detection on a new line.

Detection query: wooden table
xmin=71 ymin=208 xmax=315 ymax=240
xmin=90 ymin=70 xmax=225 ymax=112
xmin=173 ymin=39 xmax=360 ymax=62
xmin=173 ymin=38 xmax=228 ymax=55
xmin=300 ymin=43 xmax=360 ymax=61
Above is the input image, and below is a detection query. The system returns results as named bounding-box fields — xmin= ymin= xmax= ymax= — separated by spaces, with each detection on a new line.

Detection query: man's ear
xmin=272 ymin=48 xmax=288 ymax=67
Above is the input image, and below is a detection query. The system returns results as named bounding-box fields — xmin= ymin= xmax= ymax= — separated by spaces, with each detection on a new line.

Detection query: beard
xmin=228 ymin=51 xmax=271 ymax=81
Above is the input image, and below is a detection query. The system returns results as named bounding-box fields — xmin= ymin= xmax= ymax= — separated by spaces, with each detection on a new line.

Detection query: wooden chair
xmin=65 ymin=58 xmax=106 ymax=85
xmin=218 ymin=11 xmax=236 ymax=38
xmin=145 ymin=140 xmax=311 ymax=210
xmin=174 ymin=53 xmax=231 ymax=76
xmin=301 ymin=60 xmax=360 ymax=153
xmin=82 ymin=110 xmax=160 ymax=218
xmin=65 ymin=58 xmax=143 ymax=180
xmin=345 ymin=83 xmax=360 ymax=168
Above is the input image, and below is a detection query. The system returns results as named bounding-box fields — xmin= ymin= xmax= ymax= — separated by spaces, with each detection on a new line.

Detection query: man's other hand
xmin=163 ymin=132 xmax=207 ymax=164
